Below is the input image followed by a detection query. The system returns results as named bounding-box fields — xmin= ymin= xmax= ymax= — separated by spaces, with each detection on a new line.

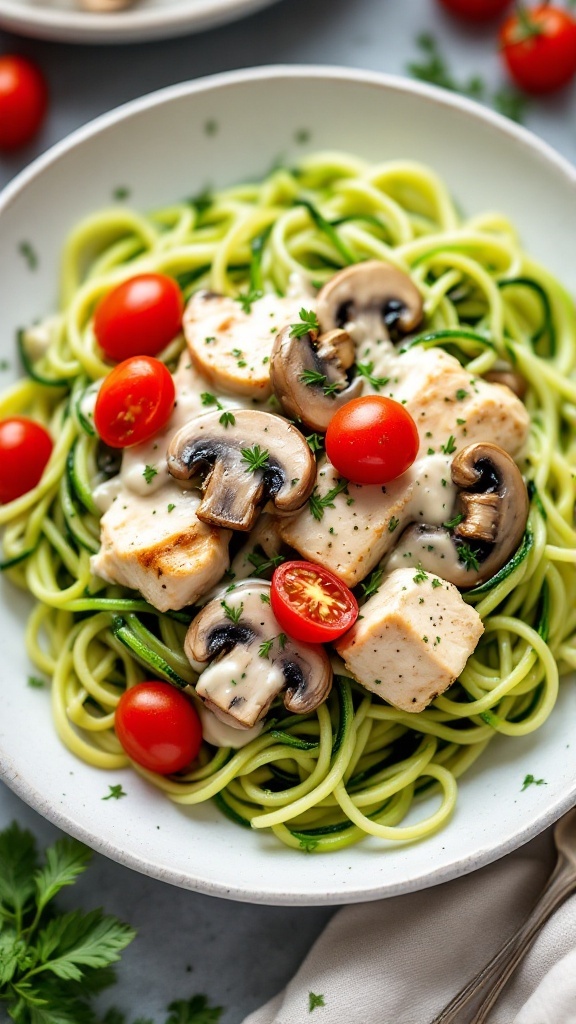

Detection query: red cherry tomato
xmin=325 ymin=395 xmax=419 ymax=486
xmin=0 ymin=417 xmax=53 ymax=504
xmin=0 ymin=56 xmax=48 ymax=151
xmin=271 ymin=561 xmax=358 ymax=644
xmin=500 ymin=6 xmax=576 ymax=94
xmin=94 ymin=274 xmax=184 ymax=362
xmin=437 ymin=0 xmax=511 ymax=20
xmin=115 ymin=681 xmax=203 ymax=775
xmin=94 ymin=355 xmax=175 ymax=449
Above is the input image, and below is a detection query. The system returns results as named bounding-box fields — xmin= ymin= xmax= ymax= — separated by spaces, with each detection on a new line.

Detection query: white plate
xmin=0 ymin=0 xmax=281 ymax=45
xmin=1 ymin=66 xmax=575 ymax=906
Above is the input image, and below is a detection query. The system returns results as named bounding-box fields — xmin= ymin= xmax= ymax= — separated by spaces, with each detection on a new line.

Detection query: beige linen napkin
xmin=243 ymin=832 xmax=576 ymax=1024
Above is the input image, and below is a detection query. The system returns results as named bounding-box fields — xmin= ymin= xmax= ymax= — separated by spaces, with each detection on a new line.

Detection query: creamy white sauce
xmin=199 ymin=705 xmax=263 ymax=748
xmin=22 ymin=315 xmax=61 ymax=362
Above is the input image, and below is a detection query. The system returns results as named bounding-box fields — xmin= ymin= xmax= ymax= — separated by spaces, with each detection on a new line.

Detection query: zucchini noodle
xmin=3 ymin=151 xmax=576 ymax=854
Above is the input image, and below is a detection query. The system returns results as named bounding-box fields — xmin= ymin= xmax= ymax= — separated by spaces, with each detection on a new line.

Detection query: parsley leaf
xmin=201 ymin=392 xmax=223 ymax=410
xmin=521 ymin=774 xmax=547 ymax=791
xmin=241 ymin=445 xmax=270 ymax=474
xmin=413 ymin=565 xmax=428 ymax=584
xmin=440 ymin=435 xmax=457 ymax=455
xmin=221 ymin=600 xmax=243 ymax=624
xmin=142 ymin=465 xmax=158 ymax=485
xmin=457 ymin=542 xmax=481 ymax=572
xmin=308 ymin=478 xmax=349 ymax=521
xmin=443 ymin=513 xmax=465 ymax=531
xmin=305 ymin=433 xmax=325 ymax=454
xmin=308 ymin=992 xmax=326 ymax=1011
xmin=235 ymin=288 xmax=262 ymax=314
xmin=356 ymin=361 xmax=389 ymax=391
xmin=289 ymin=308 xmax=319 ymax=339
xmin=102 ymin=785 xmax=127 ymax=801
xmin=246 ymin=550 xmax=285 ymax=576
xmin=299 ymin=369 xmax=341 ymax=398
xmin=219 ymin=411 xmax=236 ymax=428
xmin=361 ymin=567 xmax=385 ymax=599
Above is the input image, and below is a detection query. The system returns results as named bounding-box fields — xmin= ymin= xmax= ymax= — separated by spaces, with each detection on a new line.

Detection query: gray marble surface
xmin=1 ymin=1 xmax=576 ymax=1020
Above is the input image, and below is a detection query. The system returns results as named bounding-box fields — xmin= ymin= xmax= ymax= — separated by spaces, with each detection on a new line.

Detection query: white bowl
xmin=1 ymin=66 xmax=575 ymax=906
xmin=0 ymin=0 xmax=282 ymax=45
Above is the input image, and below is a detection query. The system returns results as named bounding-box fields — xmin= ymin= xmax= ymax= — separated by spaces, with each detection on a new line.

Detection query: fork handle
xmin=430 ymin=853 xmax=576 ymax=1024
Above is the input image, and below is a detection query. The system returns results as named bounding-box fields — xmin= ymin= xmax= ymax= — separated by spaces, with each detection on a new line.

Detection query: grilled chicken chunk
xmin=335 ymin=567 xmax=484 ymax=712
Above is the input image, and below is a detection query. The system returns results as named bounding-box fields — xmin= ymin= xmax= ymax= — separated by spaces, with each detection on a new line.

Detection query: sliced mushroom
xmin=385 ymin=442 xmax=529 ymax=588
xmin=316 ymin=260 xmax=424 ymax=339
xmin=269 ymin=261 xmax=423 ymax=432
xmin=270 ymin=324 xmax=364 ymax=432
xmin=483 ymin=369 xmax=527 ymax=400
xmin=167 ymin=409 xmax=316 ymax=532
xmin=185 ymin=580 xmax=333 ymax=728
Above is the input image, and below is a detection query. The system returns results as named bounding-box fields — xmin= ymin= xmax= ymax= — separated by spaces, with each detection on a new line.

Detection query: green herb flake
xmin=413 ymin=565 xmax=428 ymax=584
xmin=521 ymin=774 xmax=547 ymax=791
xmin=308 ymin=992 xmax=326 ymax=1011
xmin=299 ymin=369 xmax=341 ymax=398
xmin=18 ymin=241 xmax=38 ymax=270
xmin=388 ymin=516 xmax=400 ymax=533
xmin=259 ymin=638 xmax=274 ymax=659
xmin=458 ymin=542 xmax=481 ymax=572
xmin=455 ymin=388 xmax=469 ymax=401
xmin=294 ymin=128 xmax=311 ymax=145
xmin=361 ymin=567 xmax=384 ymax=599
xmin=441 ymin=435 xmax=457 ymax=455
xmin=431 ymin=578 xmax=442 ymax=589
xmin=241 ymin=444 xmax=270 ymax=474
xmin=27 ymin=675 xmax=46 ymax=688
xmin=356 ymin=361 xmax=389 ymax=391
xmin=289 ymin=308 xmax=319 ymax=339
xmin=235 ymin=288 xmax=263 ymax=314
xmin=443 ymin=513 xmax=465 ymax=530
xmin=143 ymin=465 xmax=158 ymax=485
xmin=219 ymin=411 xmax=236 ymax=428
xmin=167 ymin=503 xmax=176 ymax=513
xmin=102 ymin=784 xmax=127 ymax=801
xmin=112 ymin=186 xmax=131 ymax=201
xmin=260 ymin=592 xmax=271 ymax=604
xmin=201 ymin=391 xmax=223 ymax=409
xmin=247 ymin=550 xmax=285 ymax=576
xmin=308 ymin=477 xmax=349 ymax=521
xmin=306 ymin=432 xmax=325 ymax=454
xmin=221 ymin=600 xmax=243 ymax=625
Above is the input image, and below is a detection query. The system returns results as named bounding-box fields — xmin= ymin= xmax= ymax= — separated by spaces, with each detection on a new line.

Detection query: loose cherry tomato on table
xmin=94 ymin=355 xmax=175 ymax=448
xmin=115 ymin=681 xmax=203 ymax=775
xmin=94 ymin=273 xmax=184 ymax=362
xmin=271 ymin=561 xmax=358 ymax=644
xmin=437 ymin=0 xmax=512 ymax=21
xmin=325 ymin=395 xmax=419 ymax=486
xmin=0 ymin=55 xmax=48 ymax=151
xmin=0 ymin=417 xmax=53 ymax=504
xmin=500 ymin=6 xmax=576 ymax=94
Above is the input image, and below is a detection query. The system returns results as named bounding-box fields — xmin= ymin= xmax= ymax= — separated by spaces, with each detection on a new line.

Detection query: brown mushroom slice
xmin=483 ymin=369 xmax=527 ymax=400
xmin=185 ymin=580 xmax=333 ymax=728
xmin=385 ymin=442 xmax=529 ymax=588
xmin=270 ymin=324 xmax=364 ymax=432
xmin=316 ymin=260 xmax=424 ymax=340
xmin=167 ymin=409 xmax=316 ymax=532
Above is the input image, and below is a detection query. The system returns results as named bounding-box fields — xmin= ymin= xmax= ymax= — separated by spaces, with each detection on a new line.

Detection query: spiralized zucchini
xmin=3 ymin=151 xmax=576 ymax=853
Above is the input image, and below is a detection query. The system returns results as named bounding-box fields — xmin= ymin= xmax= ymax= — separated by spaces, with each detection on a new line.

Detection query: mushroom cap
xmin=316 ymin=260 xmax=424 ymax=339
xmin=167 ymin=408 xmax=316 ymax=532
xmin=270 ymin=324 xmax=364 ymax=433
xmin=185 ymin=579 xmax=333 ymax=728
xmin=385 ymin=442 xmax=529 ymax=588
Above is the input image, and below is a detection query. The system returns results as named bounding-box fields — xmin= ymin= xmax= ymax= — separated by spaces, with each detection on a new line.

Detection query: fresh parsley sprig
xmin=299 ymin=369 xmax=341 ymax=398
xmin=241 ymin=445 xmax=270 ymax=474
xmin=356 ymin=361 xmax=389 ymax=391
xmin=308 ymin=477 xmax=349 ymax=521
xmin=289 ymin=308 xmax=319 ymax=339
xmin=0 ymin=822 xmax=135 ymax=1024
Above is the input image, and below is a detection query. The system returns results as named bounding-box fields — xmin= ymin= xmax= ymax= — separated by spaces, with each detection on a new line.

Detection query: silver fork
xmin=431 ymin=806 xmax=576 ymax=1024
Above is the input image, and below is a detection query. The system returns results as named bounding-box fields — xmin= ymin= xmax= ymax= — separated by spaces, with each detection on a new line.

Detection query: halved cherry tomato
xmin=271 ymin=561 xmax=358 ymax=644
xmin=94 ymin=355 xmax=175 ymax=449
xmin=0 ymin=55 xmax=48 ymax=151
xmin=115 ymin=682 xmax=202 ymax=775
xmin=437 ymin=0 xmax=511 ymax=20
xmin=94 ymin=273 xmax=184 ymax=362
xmin=0 ymin=417 xmax=52 ymax=504
xmin=500 ymin=6 xmax=576 ymax=94
xmin=325 ymin=395 xmax=419 ymax=486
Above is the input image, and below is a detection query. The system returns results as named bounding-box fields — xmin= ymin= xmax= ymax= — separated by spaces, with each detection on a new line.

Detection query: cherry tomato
xmin=325 ymin=395 xmax=419 ymax=486
xmin=437 ymin=0 xmax=511 ymax=20
xmin=271 ymin=561 xmax=358 ymax=644
xmin=500 ymin=6 xmax=576 ymax=94
xmin=94 ymin=274 xmax=184 ymax=362
xmin=0 ymin=417 xmax=53 ymax=504
xmin=94 ymin=355 xmax=175 ymax=449
xmin=0 ymin=55 xmax=48 ymax=151
xmin=115 ymin=682 xmax=202 ymax=775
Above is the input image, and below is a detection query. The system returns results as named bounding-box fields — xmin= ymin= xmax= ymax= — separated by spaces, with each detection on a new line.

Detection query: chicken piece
xmin=91 ymin=483 xmax=231 ymax=612
xmin=184 ymin=290 xmax=313 ymax=400
xmin=335 ymin=567 xmax=484 ymax=712
xmin=382 ymin=347 xmax=529 ymax=459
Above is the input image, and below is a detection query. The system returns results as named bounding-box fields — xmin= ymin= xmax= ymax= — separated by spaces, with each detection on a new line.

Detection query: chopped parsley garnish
xmin=201 ymin=391 xmax=223 ymax=410
xmin=289 ymin=308 xmax=319 ymax=339
xmin=458 ymin=542 xmax=481 ymax=572
xmin=219 ymin=411 xmax=236 ymax=428
xmin=167 ymin=503 xmax=176 ymax=513
xmin=112 ymin=186 xmax=131 ymax=201
xmin=18 ymin=241 xmax=38 ymax=270
xmin=247 ymin=550 xmax=285 ymax=575
xmin=260 ymin=592 xmax=271 ymax=604
xmin=431 ymin=578 xmax=443 ymax=589
xmin=143 ymin=465 xmax=158 ymax=484
xmin=521 ymin=774 xmax=547 ymax=791
xmin=299 ymin=369 xmax=341 ymax=398
xmin=306 ymin=432 xmax=325 ymax=454
xmin=361 ymin=567 xmax=384 ymax=599
xmin=413 ymin=565 xmax=428 ymax=584
xmin=388 ymin=516 xmax=400 ymax=533
xmin=235 ymin=288 xmax=262 ymax=314
xmin=102 ymin=784 xmax=127 ymax=801
xmin=455 ymin=388 xmax=469 ymax=401
xmin=241 ymin=444 xmax=270 ymax=473
xmin=27 ymin=675 xmax=46 ymax=688
xmin=443 ymin=513 xmax=465 ymax=530
xmin=308 ymin=992 xmax=326 ymax=1011
xmin=258 ymin=633 xmax=287 ymax=659
xmin=441 ymin=435 xmax=457 ymax=455
xmin=221 ymin=600 xmax=243 ymax=624
xmin=308 ymin=477 xmax=349 ymax=521
xmin=356 ymin=361 xmax=389 ymax=391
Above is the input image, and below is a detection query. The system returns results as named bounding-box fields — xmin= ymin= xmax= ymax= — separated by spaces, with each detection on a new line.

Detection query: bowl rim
xmin=2 ymin=64 xmax=576 ymax=905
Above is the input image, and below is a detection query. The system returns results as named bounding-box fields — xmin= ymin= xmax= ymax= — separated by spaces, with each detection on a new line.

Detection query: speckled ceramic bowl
xmin=1 ymin=66 xmax=575 ymax=905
